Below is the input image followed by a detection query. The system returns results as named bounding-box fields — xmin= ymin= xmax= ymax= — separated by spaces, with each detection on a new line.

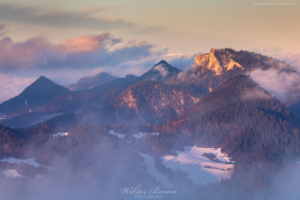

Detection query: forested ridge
xmin=157 ymin=75 xmax=300 ymax=160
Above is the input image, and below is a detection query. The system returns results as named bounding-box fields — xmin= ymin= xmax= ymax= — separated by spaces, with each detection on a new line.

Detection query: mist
xmin=249 ymin=68 xmax=300 ymax=106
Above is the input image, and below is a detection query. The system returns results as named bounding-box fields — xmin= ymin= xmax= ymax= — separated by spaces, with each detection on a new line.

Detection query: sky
xmin=0 ymin=0 xmax=300 ymax=103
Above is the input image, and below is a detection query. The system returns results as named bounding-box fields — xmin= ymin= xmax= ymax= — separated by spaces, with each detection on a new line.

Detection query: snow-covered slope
xmin=1 ymin=157 xmax=53 ymax=169
xmin=2 ymin=169 xmax=24 ymax=178
xmin=161 ymin=146 xmax=234 ymax=184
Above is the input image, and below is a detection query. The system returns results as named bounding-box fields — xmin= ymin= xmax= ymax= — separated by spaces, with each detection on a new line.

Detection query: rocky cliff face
xmin=194 ymin=48 xmax=244 ymax=75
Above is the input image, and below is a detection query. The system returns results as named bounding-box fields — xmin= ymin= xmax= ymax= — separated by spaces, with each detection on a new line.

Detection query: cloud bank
xmin=0 ymin=4 xmax=132 ymax=30
xmin=0 ymin=32 xmax=164 ymax=102
xmin=250 ymin=68 xmax=300 ymax=106
xmin=0 ymin=33 xmax=157 ymax=71
xmin=277 ymin=51 xmax=300 ymax=72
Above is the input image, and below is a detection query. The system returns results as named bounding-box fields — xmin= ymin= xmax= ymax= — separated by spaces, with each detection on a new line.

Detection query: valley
xmin=0 ymin=48 xmax=300 ymax=199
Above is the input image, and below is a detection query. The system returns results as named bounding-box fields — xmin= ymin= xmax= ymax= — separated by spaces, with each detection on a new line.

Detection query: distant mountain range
xmin=1 ymin=49 xmax=300 ymax=130
xmin=68 ymin=72 xmax=120 ymax=91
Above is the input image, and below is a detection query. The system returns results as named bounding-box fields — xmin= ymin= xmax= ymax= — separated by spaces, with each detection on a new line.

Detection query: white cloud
xmin=241 ymin=87 xmax=271 ymax=101
xmin=249 ymin=68 xmax=300 ymax=105
xmin=276 ymin=51 xmax=300 ymax=72
xmin=0 ymin=33 xmax=156 ymax=71
xmin=154 ymin=64 xmax=169 ymax=78
xmin=0 ymin=4 xmax=133 ymax=30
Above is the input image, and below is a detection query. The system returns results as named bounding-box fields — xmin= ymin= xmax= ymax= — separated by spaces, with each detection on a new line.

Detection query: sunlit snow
xmin=2 ymin=169 xmax=24 ymax=178
xmin=52 ymin=132 xmax=68 ymax=137
xmin=161 ymin=146 xmax=234 ymax=184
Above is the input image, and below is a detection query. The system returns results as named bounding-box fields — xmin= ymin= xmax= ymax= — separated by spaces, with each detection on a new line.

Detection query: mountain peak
xmin=140 ymin=60 xmax=181 ymax=82
xmin=0 ymin=76 xmax=69 ymax=115
xmin=21 ymin=76 xmax=69 ymax=100
xmin=34 ymin=76 xmax=53 ymax=84
xmin=155 ymin=60 xmax=169 ymax=66
xmin=68 ymin=72 xmax=120 ymax=91
xmin=193 ymin=48 xmax=295 ymax=76
xmin=27 ymin=76 xmax=62 ymax=91
xmin=37 ymin=75 xmax=48 ymax=80
xmin=194 ymin=48 xmax=245 ymax=75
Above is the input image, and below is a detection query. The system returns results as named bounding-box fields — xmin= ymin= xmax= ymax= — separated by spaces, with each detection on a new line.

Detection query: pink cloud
xmin=250 ymin=68 xmax=300 ymax=106
xmin=59 ymin=33 xmax=111 ymax=53
xmin=0 ymin=4 xmax=133 ymax=30
xmin=0 ymin=32 xmax=157 ymax=70
xmin=0 ymin=36 xmax=62 ymax=69
xmin=276 ymin=51 xmax=300 ymax=72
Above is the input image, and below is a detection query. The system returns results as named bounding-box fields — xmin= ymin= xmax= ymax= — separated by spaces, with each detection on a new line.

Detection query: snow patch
xmin=161 ymin=146 xmax=234 ymax=184
xmin=132 ymin=132 xmax=160 ymax=139
xmin=0 ymin=113 xmax=6 ymax=120
xmin=52 ymin=132 xmax=68 ymax=137
xmin=1 ymin=157 xmax=53 ymax=169
xmin=132 ymin=132 xmax=146 ymax=139
xmin=109 ymin=130 xmax=126 ymax=139
xmin=150 ymin=132 xmax=160 ymax=136
xmin=2 ymin=169 xmax=24 ymax=178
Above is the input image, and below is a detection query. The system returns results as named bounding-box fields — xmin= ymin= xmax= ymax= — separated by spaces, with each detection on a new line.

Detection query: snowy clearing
xmin=109 ymin=130 xmax=126 ymax=139
xmin=2 ymin=169 xmax=24 ymax=178
xmin=161 ymin=146 xmax=234 ymax=185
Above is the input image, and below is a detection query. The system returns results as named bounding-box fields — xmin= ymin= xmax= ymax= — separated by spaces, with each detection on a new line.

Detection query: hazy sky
xmin=0 ymin=0 xmax=299 ymax=102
